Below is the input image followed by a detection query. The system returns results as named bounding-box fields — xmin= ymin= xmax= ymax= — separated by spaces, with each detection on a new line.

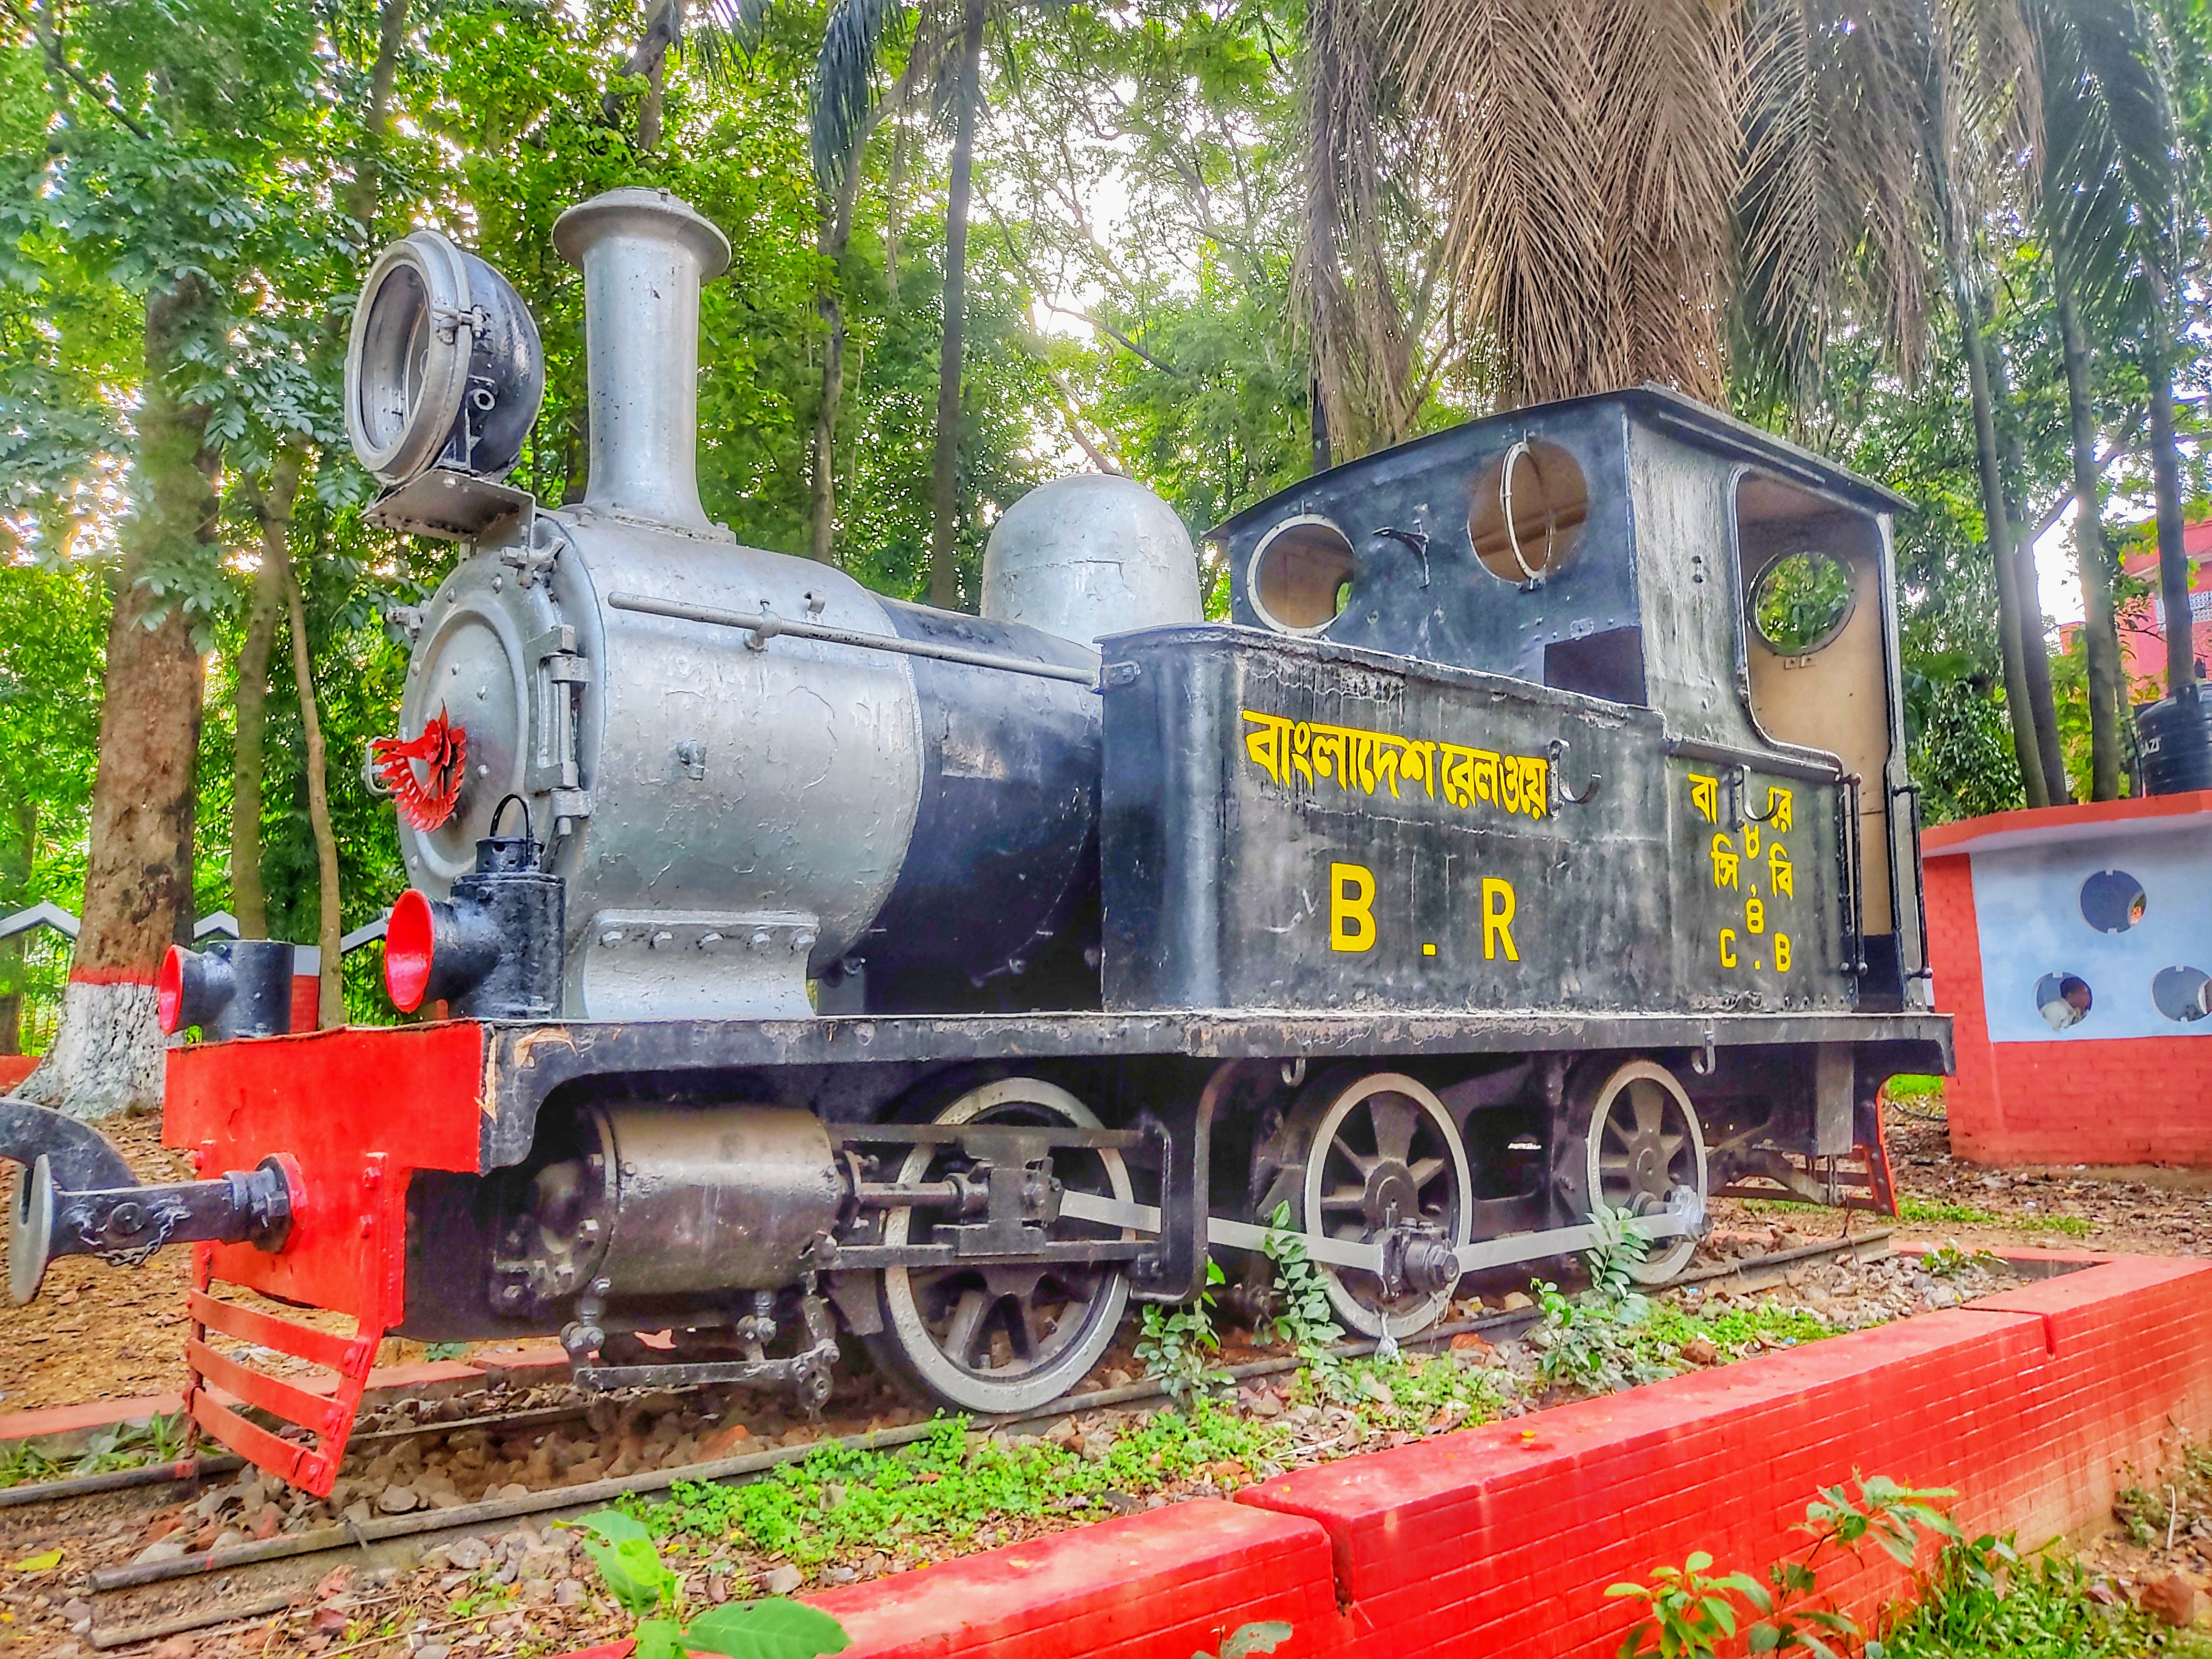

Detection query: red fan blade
xmin=371 ymin=708 xmax=469 ymax=831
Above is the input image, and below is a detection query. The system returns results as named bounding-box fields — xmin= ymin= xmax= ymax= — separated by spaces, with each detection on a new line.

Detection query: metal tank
xmin=380 ymin=187 xmax=1198 ymax=1020
xmin=982 ymin=472 xmax=1203 ymax=645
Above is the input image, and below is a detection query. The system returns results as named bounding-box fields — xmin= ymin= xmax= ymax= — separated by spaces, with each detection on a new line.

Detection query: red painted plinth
xmin=547 ymin=1254 xmax=2212 ymax=1659
xmin=1923 ymin=791 xmax=2212 ymax=1168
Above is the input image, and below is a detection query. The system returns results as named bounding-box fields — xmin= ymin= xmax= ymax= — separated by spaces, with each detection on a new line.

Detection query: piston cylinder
xmin=493 ymin=1107 xmax=843 ymax=1312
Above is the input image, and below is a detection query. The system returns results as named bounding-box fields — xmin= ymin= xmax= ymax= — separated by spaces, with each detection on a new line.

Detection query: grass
xmin=1885 ymin=1074 xmax=1947 ymax=1107
xmin=625 ymin=1362 xmax=1514 ymax=1578
xmin=1897 ymin=1197 xmax=2098 ymax=1237
xmin=1635 ymin=1299 xmax=1832 ymax=1363
xmin=0 ymin=1411 xmax=186 ymax=1489
xmin=1882 ymin=1541 xmax=2211 ymax=1657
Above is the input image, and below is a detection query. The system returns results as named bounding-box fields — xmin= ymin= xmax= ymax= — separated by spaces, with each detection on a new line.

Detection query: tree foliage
xmin=4 ymin=0 xmax=2212 ymax=1052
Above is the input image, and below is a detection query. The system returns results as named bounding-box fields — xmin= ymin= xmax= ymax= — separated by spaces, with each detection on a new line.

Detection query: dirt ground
xmin=1875 ymin=1095 xmax=2212 ymax=1257
xmin=0 ymin=1115 xmax=194 ymax=1415
xmin=4 ymin=1093 xmax=2209 ymax=1421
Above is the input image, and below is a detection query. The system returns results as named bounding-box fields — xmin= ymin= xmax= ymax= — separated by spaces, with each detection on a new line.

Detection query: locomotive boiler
xmin=2 ymin=185 xmax=1949 ymax=1495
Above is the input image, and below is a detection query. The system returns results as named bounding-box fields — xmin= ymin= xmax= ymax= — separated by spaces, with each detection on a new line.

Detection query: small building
xmin=1922 ymin=790 xmax=2212 ymax=1168
xmin=2059 ymin=519 xmax=2212 ymax=696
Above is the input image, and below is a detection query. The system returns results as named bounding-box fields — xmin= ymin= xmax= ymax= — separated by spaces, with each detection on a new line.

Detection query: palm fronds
xmin=686 ymin=0 xmax=778 ymax=86
xmin=1293 ymin=0 xmax=1421 ymax=453
xmin=2030 ymin=0 xmax=2182 ymax=317
xmin=812 ymin=0 xmax=909 ymax=195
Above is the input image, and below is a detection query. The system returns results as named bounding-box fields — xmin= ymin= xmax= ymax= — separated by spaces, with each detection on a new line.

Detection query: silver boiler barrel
xmin=383 ymin=187 xmax=1178 ymax=1020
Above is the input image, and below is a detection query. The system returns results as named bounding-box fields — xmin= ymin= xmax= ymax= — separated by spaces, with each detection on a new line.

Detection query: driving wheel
xmin=1577 ymin=1059 xmax=1707 ymax=1284
xmin=1281 ymin=1071 xmax=1472 ymax=1340
xmin=867 ymin=1078 xmax=1133 ymax=1414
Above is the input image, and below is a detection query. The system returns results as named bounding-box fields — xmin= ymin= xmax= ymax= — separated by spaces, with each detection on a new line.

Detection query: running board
xmin=1057 ymin=1193 xmax=1700 ymax=1277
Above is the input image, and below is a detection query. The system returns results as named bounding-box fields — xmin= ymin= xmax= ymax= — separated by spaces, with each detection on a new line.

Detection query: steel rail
xmin=1 ymin=1402 xmax=591 ymax=1510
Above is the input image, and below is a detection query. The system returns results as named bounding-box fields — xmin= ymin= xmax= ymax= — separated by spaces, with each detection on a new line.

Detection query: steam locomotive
xmin=2 ymin=187 xmax=1948 ymax=1494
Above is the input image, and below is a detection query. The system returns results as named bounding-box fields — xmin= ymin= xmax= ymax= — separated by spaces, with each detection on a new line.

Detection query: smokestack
xmin=552 ymin=187 xmax=732 ymax=534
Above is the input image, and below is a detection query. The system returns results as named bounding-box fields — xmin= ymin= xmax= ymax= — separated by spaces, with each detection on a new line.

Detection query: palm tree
xmin=615 ymin=0 xmax=1003 ymax=602
xmin=2030 ymin=0 xmax=2185 ymax=797
xmin=1301 ymin=0 xmax=2080 ymax=805
xmin=1300 ymin=0 xmax=1737 ymax=422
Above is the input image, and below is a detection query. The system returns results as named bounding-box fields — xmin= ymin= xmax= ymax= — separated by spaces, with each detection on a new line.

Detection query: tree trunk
xmin=0 ymin=803 xmax=35 ymax=1055
xmin=606 ymin=0 xmax=679 ymax=138
xmin=807 ymin=139 xmax=871 ymax=565
xmin=639 ymin=51 xmax=666 ymax=150
xmin=1988 ymin=337 xmax=2070 ymax=802
xmin=2057 ymin=285 xmax=2125 ymax=800
xmin=884 ymin=113 xmax=907 ymax=311
xmin=1954 ymin=280 xmax=2049 ymax=808
xmin=283 ymin=559 xmax=345 ymax=1029
xmin=2144 ymin=266 xmax=2197 ymax=695
xmin=926 ymin=0 xmax=988 ymax=612
xmin=343 ymin=0 xmax=409 ymax=230
xmin=23 ymin=281 xmax=216 ymax=1118
xmin=230 ymin=456 xmax=300 ymax=938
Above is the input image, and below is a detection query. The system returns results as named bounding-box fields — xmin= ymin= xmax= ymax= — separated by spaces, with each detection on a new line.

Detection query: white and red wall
xmin=1923 ymin=790 xmax=2212 ymax=1168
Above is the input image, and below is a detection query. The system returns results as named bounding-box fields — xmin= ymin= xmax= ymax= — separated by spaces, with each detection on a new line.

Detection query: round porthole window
xmin=2033 ymin=972 xmax=2094 ymax=1031
xmin=2152 ymin=965 xmax=2212 ymax=1023
xmin=1749 ymin=550 xmax=1856 ymax=656
xmin=1469 ymin=440 xmax=1587 ymax=585
xmin=2079 ymin=869 xmax=2147 ymax=933
xmin=1249 ymin=515 xmax=1356 ymax=635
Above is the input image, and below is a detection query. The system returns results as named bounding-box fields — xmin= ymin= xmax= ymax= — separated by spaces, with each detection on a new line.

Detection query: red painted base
xmin=554 ymin=1254 xmax=2210 ymax=1659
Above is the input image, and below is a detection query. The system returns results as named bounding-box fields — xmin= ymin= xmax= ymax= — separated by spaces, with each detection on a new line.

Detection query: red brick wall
xmin=1923 ymin=854 xmax=1999 ymax=1150
xmin=1924 ymin=850 xmax=2212 ymax=1167
xmin=564 ymin=1256 xmax=2212 ymax=1659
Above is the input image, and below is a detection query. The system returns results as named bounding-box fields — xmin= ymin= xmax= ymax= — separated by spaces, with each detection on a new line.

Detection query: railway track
xmin=8 ymin=1228 xmax=1892 ymax=1651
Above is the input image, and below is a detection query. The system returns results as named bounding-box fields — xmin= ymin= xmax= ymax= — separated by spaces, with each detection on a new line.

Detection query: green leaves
xmin=1203 ymin=1620 xmax=1293 ymax=1659
xmin=575 ymin=1510 xmax=679 ymax=1618
xmin=1610 ymin=1475 xmax=1961 ymax=1658
xmin=685 ymin=1597 xmax=853 ymax=1659
xmin=572 ymin=1509 xmax=852 ymax=1659
xmin=1262 ymin=1200 xmax=1345 ymax=1370
xmin=1136 ymin=1258 xmax=1228 ymax=1404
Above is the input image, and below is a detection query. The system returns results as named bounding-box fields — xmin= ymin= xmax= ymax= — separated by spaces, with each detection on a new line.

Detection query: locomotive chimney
xmin=552 ymin=187 xmax=732 ymax=535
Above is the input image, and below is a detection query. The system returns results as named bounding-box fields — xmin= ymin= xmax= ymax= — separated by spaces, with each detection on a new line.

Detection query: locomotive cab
xmin=1206 ymin=388 xmax=1926 ymax=1012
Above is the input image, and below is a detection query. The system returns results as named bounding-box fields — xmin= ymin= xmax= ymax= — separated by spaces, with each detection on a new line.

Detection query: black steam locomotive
xmin=3 ymin=186 xmax=1945 ymax=1493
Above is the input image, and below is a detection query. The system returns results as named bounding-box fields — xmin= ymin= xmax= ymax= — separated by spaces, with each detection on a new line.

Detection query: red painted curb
xmin=550 ymin=1255 xmax=2212 ymax=1659
xmin=809 ymin=1501 xmax=1338 ymax=1659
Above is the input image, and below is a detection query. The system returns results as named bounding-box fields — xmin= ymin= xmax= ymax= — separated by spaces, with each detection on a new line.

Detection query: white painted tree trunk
xmin=16 ymin=981 xmax=165 ymax=1119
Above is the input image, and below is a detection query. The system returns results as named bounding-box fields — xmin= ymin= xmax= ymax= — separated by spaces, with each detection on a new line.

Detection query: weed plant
xmin=2116 ymin=1442 xmax=2212 ymax=1550
xmin=1135 ymin=1259 xmax=1229 ymax=1403
xmin=1897 ymin=1199 xmax=2094 ymax=1238
xmin=1611 ymin=1474 xmax=1959 ymax=1657
xmin=570 ymin=1509 xmax=850 ymax=1659
xmin=1530 ymin=1207 xmax=1831 ymax=1397
xmin=1880 ymin=1533 xmax=2199 ymax=1658
xmin=1615 ymin=1476 xmax=2212 ymax=1659
xmin=0 ymin=1411 xmax=185 ymax=1488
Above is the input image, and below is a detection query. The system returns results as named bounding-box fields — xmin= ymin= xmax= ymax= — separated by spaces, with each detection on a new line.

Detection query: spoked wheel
xmin=1285 ymin=1072 xmax=1472 ymax=1340
xmin=1578 ymin=1060 xmax=1707 ymax=1284
xmin=868 ymin=1078 xmax=1133 ymax=1415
